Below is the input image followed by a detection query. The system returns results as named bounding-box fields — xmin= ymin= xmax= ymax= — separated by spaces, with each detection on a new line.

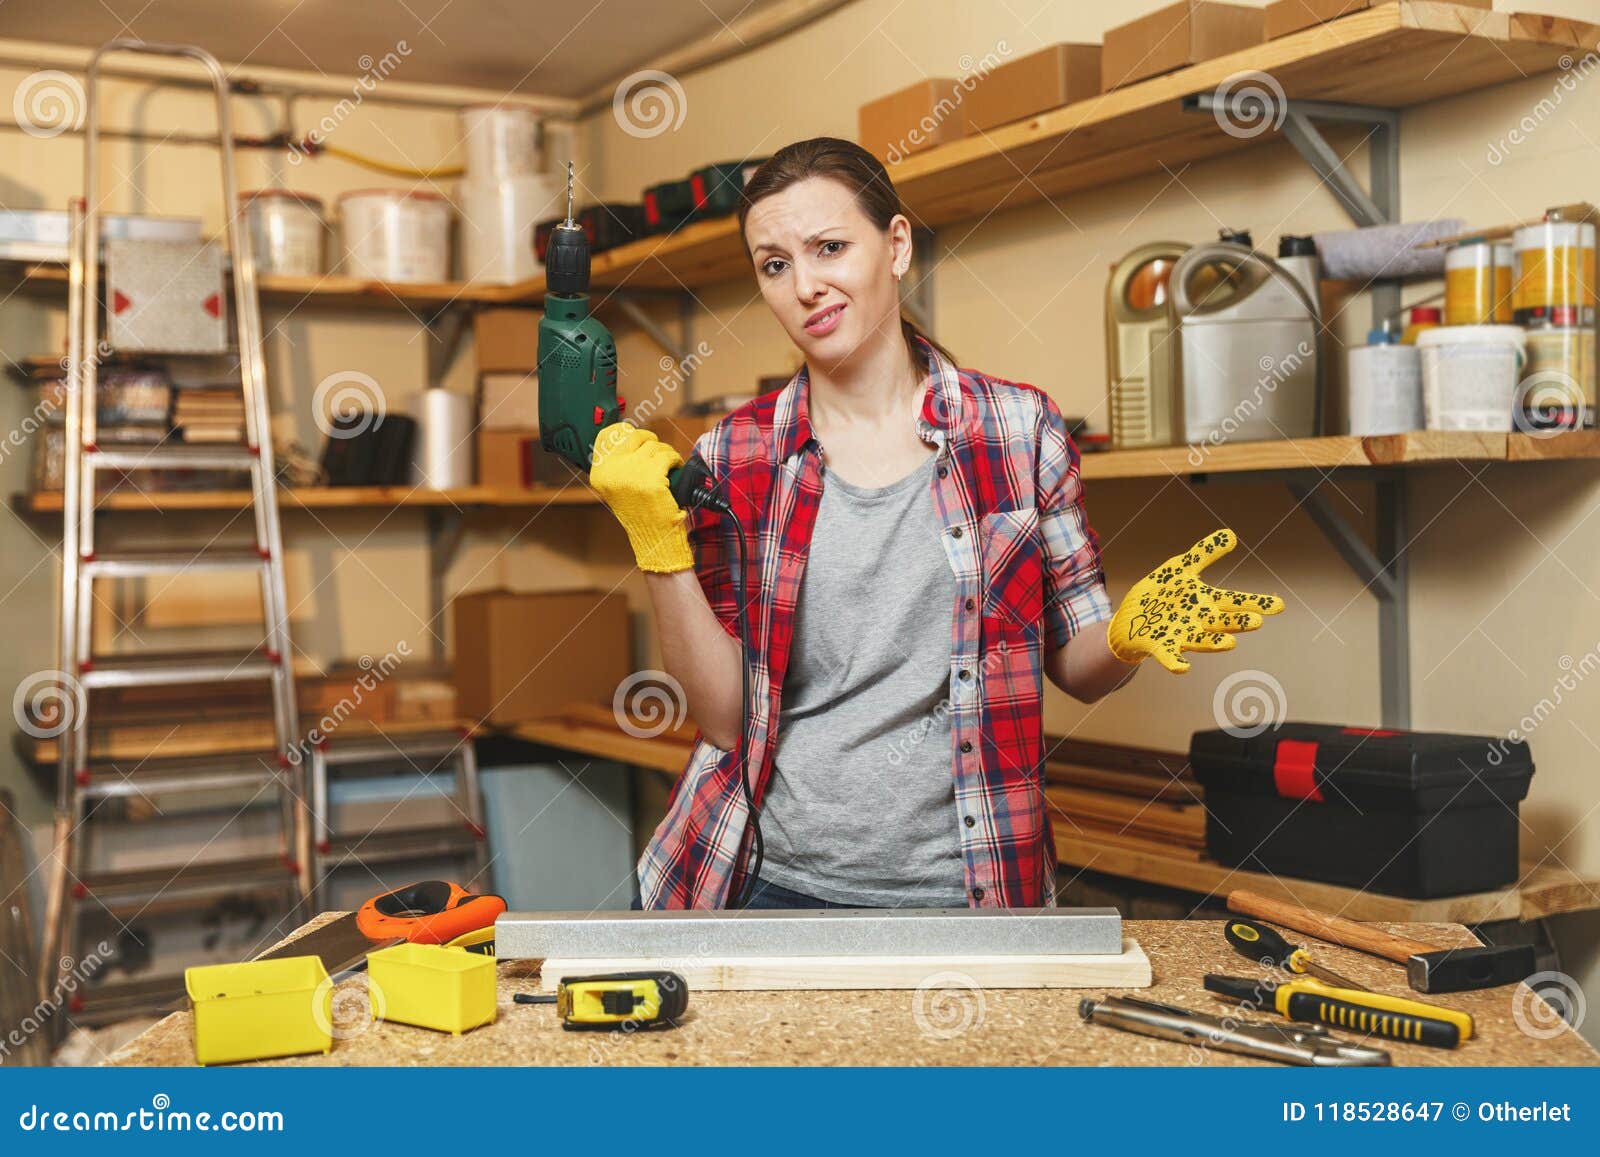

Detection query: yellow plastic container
xmin=185 ymin=955 xmax=333 ymax=1066
xmin=367 ymin=943 xmax=496 ymax=1035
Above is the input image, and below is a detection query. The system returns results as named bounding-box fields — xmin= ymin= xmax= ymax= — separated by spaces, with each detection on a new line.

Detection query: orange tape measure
xmin=356 ymin=880 xmax=506 ymax=945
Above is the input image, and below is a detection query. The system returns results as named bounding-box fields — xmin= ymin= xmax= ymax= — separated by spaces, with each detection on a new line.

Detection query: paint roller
xmin=1312 ymin=218 xmax=1467 ymax=280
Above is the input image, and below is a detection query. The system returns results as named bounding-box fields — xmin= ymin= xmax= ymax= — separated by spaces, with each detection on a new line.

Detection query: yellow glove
xmin=589 ymin=422 xmax=694 ymax=574
xmin=1108 ymin=528 xmax=1284 ymax=674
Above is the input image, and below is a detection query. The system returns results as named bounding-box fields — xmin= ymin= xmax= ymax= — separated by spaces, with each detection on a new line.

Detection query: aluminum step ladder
xmin=306 ymin=729 xmax=488 ymax=914
xmin=40 ymin=40 xmax=308 ymax=1026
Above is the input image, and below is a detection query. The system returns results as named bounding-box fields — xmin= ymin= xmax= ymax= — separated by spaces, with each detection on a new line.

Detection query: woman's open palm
xmin=1108 ymin=529 xmax=1284 ymax=674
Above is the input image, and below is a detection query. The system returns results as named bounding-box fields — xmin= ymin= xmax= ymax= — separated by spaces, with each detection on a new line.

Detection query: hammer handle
xmin=1227 ymin=890 xmax=1439 ymax=963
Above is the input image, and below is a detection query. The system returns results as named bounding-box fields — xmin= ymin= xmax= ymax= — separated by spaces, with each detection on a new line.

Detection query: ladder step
xmin=77 ymin=750 xmax=285 ymax=798
xmin=81 ymin=546 xmax=269 ymax=578
xmin=80 ymin=649 xmax=280 ymax=689
xmin=316 ymin=734 xmax=468 ymax=765
xmin=76 ymin=855 xmax=299 ymax=909
xmin=317 ymin=825 xmax=483 ymax=868
xmin=86 ymin=443 xmax=257 ymax=471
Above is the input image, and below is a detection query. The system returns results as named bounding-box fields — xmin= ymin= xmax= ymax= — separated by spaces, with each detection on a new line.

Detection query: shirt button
xmin=964 ymin=815 xmax=975 ymax=828
xmin=958 ymin=669 xmax=971 ymax=681
xmin=937 ymin=465 xmax=948 ymax=479
xmin=972 ymin=887 xmax=985 ymax=901
xmin=964 ymin=597 xmax=975 ymax=611
xmin=960 ymin=740 xmax=973 ymax=753
xmin=950 ymin=526 xmax=962 ymax=538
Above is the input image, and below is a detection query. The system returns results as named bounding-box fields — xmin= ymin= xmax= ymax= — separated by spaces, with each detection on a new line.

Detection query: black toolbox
xmin=1189 ymin=722 xmax=1533 ymax=898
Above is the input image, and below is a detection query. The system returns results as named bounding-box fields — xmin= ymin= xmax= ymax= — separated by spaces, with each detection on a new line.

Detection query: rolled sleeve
xmin=1036 ymin=395 xmax=1113 ymax=650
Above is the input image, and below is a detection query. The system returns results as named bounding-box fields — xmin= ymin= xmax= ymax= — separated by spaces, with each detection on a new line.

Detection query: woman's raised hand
xmin=1107 ymin=529 xmax=1284 ymax=674
xmin=589 ymin=422 xmax=695 ymax=574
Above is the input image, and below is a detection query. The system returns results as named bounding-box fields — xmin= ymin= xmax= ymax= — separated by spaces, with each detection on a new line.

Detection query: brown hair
xmin=738 ymin=137 xmax=956 ymax=367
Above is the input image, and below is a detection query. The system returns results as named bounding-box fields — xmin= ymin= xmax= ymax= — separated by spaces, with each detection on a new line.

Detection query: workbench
xmin=107 ymin=913 xmax=1599 ymax=1067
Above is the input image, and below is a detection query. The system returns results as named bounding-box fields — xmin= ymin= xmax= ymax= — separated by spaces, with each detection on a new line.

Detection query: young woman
xmin=593 ymin=137 xmax=1283 ymax=911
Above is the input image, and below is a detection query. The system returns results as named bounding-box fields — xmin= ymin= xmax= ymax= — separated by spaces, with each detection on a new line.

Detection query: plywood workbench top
xmin=107 ymin=914 xmax=1598 ymax=1068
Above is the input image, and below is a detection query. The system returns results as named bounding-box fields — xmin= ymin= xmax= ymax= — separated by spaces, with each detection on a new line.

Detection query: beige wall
xmin=2 ymin=0 xmax=1598 ymax=1039
xmin=580 ymin=0 xmax=1600 ymax=1041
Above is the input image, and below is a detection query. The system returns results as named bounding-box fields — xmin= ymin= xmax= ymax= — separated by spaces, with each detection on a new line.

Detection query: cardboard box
xmin=479 ymin=371 xmax=539 ymax=430
xmin=452 ymin=588 xmax=631 ymax=726
xmin=474 ymin=308 xmax=540 ymax=373
xmin=1102 ymin=1 xmax=1265 ymax=91
xmin=477 ymin=427 xmax=568 ymax=489
xmin=392 ymin=678 xmax=457 ymax=724
xmin=964 ymin=44 xmax=1102 ymax=133
xmin=647 ymin=412 xmax=725 ymax=461
xmin=1265 ymin=0 xmax=1488 ymax=39
xmin=858 ymin=78 xmax=970 ymax=162
xmin=299 ymin=665 xmax=395 ymax=725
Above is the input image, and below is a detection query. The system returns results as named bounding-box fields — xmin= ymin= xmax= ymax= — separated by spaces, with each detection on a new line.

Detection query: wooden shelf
xmin=16 ymin=430 xmax=1596 ymax=517
xmin=0 ymin=259 xmax=535 ymax=312
xmin=21 ymin=715 xmax=471 ymax=767
xmin=1081 ymin=431 xmax=1600 ymax=479
xmin=5 ymin=8 xmax=1588 ymax=317
xmin=2 ymin=6 xmax=1589 ymax=321
xmin=487 ymin=2 xmax=1597 ymax=300
xmin=1080 ymin=431 xmax=1501 ymax=479
xmin=16 ymin=483 xmax=597 ymax=515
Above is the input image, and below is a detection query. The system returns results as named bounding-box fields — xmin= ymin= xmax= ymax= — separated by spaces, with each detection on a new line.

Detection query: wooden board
xmin=538 ymin=939 xmax=1151 ymax=992
xmin=1044 ymin=786 xmax=1205 ymax=847
xmin=1054 ymin=823 xmax=1600 ymax=923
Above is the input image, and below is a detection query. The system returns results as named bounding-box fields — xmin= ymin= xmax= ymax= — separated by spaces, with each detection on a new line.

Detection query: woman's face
xmin=743 ymin=176 xmax=911 ymax=368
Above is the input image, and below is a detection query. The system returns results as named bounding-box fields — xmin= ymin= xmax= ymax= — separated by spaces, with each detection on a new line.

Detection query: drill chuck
xmin=546 ymin=223 xmax=590 ymax=295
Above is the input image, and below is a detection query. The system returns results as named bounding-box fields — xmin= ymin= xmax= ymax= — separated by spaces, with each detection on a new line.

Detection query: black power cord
xmin=728 ymin=518 xmax=762 ymax=909
xmin=680 ymin=469 xmax=762 ymax=909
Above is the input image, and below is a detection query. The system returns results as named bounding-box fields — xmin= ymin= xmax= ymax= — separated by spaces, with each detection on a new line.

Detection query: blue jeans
xmin=629 ymin=877 xmax=871 ymax=910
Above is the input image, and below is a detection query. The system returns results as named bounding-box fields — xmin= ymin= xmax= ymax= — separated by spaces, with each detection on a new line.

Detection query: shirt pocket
xmin=979 ymin=506 xmax=1044 ymax=629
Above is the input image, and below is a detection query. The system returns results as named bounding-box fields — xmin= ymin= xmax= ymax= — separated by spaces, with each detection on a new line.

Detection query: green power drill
xmin=538 ymin=163 xmax=727 ymax=513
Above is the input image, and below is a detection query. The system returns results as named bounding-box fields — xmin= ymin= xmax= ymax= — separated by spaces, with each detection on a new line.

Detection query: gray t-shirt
xmin=758 ymin=450 xmax=968 ymax=907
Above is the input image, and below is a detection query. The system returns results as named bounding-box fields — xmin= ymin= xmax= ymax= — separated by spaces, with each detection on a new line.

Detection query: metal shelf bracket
xmin=1181 ymin=91 xmax=1401 ymax=327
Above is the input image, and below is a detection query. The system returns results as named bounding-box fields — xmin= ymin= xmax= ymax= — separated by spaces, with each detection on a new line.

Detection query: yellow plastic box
xmin=367 ymin=943 xmax=496 ymax=1035
xmin=185 ymin=955 xmax=333 ymax=1066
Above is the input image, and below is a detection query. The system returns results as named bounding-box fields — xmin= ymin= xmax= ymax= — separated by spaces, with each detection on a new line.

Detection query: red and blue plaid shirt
xmin=636 ymin=336 xmax=1113 ymax=909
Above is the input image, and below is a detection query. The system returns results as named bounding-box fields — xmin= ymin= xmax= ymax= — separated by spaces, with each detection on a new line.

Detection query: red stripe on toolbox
xmin=1273 ymin=738 xmax=1323 ymax=802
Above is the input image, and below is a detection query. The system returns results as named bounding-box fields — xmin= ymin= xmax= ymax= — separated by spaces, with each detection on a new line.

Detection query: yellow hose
xmin=319 ymin=142 xmax=464 ymax=180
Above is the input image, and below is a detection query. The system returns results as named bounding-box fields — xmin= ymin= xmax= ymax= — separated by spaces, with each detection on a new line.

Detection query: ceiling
xmin=0 ymin=0 xmax=786 ymax=99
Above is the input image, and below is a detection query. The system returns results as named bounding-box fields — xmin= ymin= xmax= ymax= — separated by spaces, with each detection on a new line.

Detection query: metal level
xmin=495 ymin=906 xmax=1124 ymax=959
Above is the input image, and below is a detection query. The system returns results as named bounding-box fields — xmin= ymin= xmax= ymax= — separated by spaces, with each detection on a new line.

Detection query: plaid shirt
xmin=636 ymin=336 xmax=1113 ymax=909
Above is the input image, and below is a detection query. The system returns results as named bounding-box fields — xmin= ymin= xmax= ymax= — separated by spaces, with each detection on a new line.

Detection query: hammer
xmin=1227 ymin=890 xmax=1535 ymax=994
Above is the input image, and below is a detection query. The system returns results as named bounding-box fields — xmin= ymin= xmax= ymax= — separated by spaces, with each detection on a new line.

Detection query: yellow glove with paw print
xmin=1108 ymin=528 xmax=1284 ymax=674
xmin=589 ymin=422 xmax=694 ymax=574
